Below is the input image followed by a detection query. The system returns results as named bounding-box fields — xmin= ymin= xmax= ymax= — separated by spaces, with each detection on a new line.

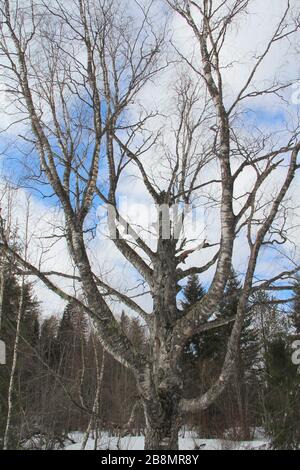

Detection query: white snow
xmin=207 ymin=313 xmax=217 ymax=322
xmin=64 ymin=431 xmax=269 ymax=451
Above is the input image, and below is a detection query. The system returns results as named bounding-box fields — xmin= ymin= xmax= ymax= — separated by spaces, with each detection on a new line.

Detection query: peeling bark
xmin=0 ymin=0 xmax=300 ymax=451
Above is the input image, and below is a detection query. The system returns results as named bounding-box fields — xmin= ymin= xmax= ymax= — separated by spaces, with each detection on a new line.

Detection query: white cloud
xmin=1 ymin=0 xmax=300 ymax=318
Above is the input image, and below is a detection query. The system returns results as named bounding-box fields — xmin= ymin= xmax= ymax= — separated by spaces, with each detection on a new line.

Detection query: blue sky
xmin=0 ymin=0 xmax=300 ymax=317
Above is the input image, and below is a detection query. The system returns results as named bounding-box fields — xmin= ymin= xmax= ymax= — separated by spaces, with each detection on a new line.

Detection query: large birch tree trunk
xmin=144 ymin=404 xmax=180 ymax=450
xmin=1 ymin=0 xmax=300 ymax=451
xmin=142 ymin=238 xmax=182 ymax=449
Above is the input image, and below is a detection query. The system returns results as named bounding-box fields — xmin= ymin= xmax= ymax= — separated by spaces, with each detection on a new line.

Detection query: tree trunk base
xmin=144 ymin=426 xmax=179 ymax=450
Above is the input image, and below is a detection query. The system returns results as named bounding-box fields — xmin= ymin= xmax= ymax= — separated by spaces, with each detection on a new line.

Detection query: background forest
xmin=1 ymin=256 xmax=299 ymax=449
xmin=1 ymin=0 xmax=300 ymax=451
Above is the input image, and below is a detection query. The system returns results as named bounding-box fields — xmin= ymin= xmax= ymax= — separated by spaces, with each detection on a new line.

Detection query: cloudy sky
xmin=0 ymin=0 xmax=300 ymax=318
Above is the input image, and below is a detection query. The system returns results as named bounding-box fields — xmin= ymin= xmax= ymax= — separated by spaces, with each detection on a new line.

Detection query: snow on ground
xmin=65 ymin=431 xmax=268 ymax=451
xmin=66 ymin=432 xmax=144 ymax=450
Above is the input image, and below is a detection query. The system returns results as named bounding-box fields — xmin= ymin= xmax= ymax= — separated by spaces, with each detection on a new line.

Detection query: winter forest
xmin=0 ymin=0 xmax=300 ymax=452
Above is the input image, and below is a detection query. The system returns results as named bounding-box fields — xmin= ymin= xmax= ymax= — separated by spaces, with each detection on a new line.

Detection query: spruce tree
xmin=0 ymin=273 xmax=42 ymax=446
xmin=39 ymin=315 xmax=59 ymax=367
xmin=197 ymin=269 xmax=240 ymax=361
xmin=182 ymin=270 xmax=259 ymax=438
xmin=181 ymin=274 xmax=206 ymax=312
xmin=181 ymin=275 xmax=206 ymax=359
xmin=264 ymin=336 xmax=300 ymax=449
xmin=56 ymin=300 xmax=87 ymax=375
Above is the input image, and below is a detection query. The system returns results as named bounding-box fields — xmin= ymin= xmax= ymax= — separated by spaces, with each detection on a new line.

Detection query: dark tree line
xmin=0 ymin=269 xmax=146 ymax=449
xmin=179 ymin=272 xmax=300 ymax=445
xmin=1 ymin=0 xmax=300 ymax=449
xmin=0 ymin=265 xmax=299 ymax=449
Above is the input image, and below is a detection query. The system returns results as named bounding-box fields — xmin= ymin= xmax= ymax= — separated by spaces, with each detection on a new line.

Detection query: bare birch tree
xmin=3 ymin=196 xmax=30 ymax=449
xmin=0 ymin=183 xmax=14 ymax=333
xmin=81 ymin=347 xmax=105 ymax=450
xmin=1 ymin=0 xmax=300 ymax=449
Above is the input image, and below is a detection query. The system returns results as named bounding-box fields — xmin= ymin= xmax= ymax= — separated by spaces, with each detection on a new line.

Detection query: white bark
xmin=81 ymin=345 xmax=105 ymax=450
xmin=3 ymin=198 xmax=30 ymax=449
xmin=3 ymin=279 xmax=25 ymax=449
xmin=0 ymin=0 xmax=300 ymax=450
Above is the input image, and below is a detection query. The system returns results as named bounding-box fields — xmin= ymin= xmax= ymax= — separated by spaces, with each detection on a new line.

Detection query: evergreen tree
xmin=56 ymin=300 xmax=87 ymax=377
xmin=181 ymin=274 xmax=206 ymax=312
xmin=264 ymin=336 xmax=300 ymax=449
xmin=0 ymin=272 xmax=20 ymax=442
xmin=120 ymin=310 xmax=131 ymax=336
xmin=39 ymin=315 xmax=59 ymax=367
xmin=57 ymin=301 xmax=76 ymax=346
xmin=180 ymin=275 xmax=206 ymax=359
xmin=181 ymin=270 xmax=259 ymax=366
xmin=0 ymin=273 xmax=42 ymax=446
xmin=221 ymin=272 xmax=259 ymax=438
xmin=197 ymin=269 xmax=240 ymax=361
xmin=252 ymin=291 xmax=290 ymax=357
xmin=200 ymin=270 xmax=259 ymax=366
xmin=51 ymin=300 xmax=89 ymax=433
xmin=21 ymin=283 xmax=40 ymax=347
xmin=181 ymin=270 xmax=260 ymax=437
